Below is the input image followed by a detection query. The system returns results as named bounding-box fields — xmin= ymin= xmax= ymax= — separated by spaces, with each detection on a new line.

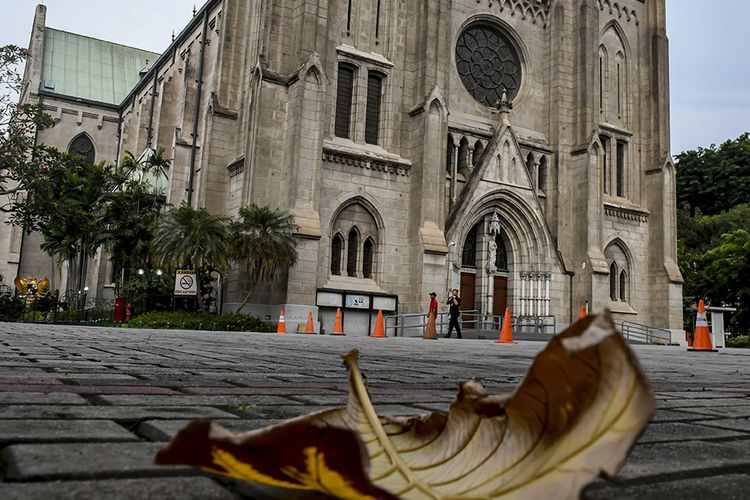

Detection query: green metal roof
xmin=41 ymin=28 xmax=161 ymax=105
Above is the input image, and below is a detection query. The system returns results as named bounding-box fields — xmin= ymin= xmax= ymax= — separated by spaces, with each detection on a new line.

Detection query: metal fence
xmin=385 ymin=310 xmax=556 ymax=340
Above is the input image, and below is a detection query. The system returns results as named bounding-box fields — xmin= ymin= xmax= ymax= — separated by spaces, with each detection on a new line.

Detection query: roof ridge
xmin=45 ymin=27 xmax=161 ymax=57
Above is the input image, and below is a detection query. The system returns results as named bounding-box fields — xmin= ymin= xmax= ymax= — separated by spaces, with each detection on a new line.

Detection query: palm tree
xmin=230 ymin=204 xmax=298 ymax=313
xmin=152 ymin=204 xmax=231 ymax=310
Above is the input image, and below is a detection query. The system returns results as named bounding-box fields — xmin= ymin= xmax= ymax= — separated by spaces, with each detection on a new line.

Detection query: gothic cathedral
xmin=4 ymin=0 xmax=683 ymax=336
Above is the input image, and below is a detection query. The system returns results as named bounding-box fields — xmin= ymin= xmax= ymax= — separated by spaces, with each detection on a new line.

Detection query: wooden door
xmin=460 ymin=273 xmax=476 ymax=328
xmin=493 ymin=276 xmax=508 ymax=316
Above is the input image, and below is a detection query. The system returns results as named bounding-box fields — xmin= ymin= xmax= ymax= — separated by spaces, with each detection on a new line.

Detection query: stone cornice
xmin=604 ymin=201 xmax=649 ymax=223
xmin=323 ymin=140 xmax=411 ymax=177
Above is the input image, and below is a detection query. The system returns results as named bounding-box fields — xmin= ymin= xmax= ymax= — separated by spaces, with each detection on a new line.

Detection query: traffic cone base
xmin=371 ymin=310 xmax=386 ymax=338
xmin=277 ymin=309 xmax=286 ymax=334
xmin=496 ymin=309 xmax=517 ymax=344
xmin=688 ymin=300 xmax=717 ymax=353
xmin=331 ymin=308 xmax=345 ymax=336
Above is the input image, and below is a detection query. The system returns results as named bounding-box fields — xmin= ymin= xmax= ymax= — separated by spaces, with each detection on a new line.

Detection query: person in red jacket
xmin=424 ymin=292 xmax=438 ymax=340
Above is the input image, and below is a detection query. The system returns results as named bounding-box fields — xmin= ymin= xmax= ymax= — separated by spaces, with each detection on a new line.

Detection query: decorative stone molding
xmin=323 ymin=141 xmax=411 ymax=177
xmin=226 ymin=158 xmax=244 ymax=177
xmin=478 ymin=0 xmax=552 ymax=27
xmin=604 ymin=202 xmax=649 ymax=223
xmin=596 ymin=0 xmax=640 ymax=25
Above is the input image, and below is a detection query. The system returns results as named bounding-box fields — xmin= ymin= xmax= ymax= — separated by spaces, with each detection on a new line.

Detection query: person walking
xmin=424 ymin=292 xmax=438 ymax=340
xmin=443 ymin=289 xmax=462 ymax=338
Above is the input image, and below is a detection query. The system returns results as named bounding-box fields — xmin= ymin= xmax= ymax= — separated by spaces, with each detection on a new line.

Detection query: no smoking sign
xmin=174 ymin=270 xmax=198 ymax=296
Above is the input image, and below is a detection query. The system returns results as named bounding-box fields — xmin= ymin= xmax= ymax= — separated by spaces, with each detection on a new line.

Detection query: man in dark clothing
xmin=443 ymin=289 xmax=462 ymax=338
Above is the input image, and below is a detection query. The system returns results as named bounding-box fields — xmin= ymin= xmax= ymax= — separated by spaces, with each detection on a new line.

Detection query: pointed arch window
xmin=538 ymin=156 xmax=548 ymax=192
xmin=335 ymin=63 xmax=356 ymax=139
xmin=472 ymin=141 xmax=484 ymax=167
xmin=365 ymin=71 xmax=384 ymax=145
xmin=458 ymin=138 xmax=469 ymax=172
xmin=446 ymin=135 xmax=455 ymax=174
xmin=495 ymin=233 xmax=508 ymax=272
xmin=619 ymin=270 xmax=628 ymax=302
xmin=462 ymin=224 xmax=478 ymax=267
xmin=525 ymin=152 xmax=537 ymax=190
xmin=331 ymin=233 xmax=344 ymax=276
xmin=69 ymin=134 xmax=95 ymax=164
xmin=363 ymin=237 xmax=375 ymax=278
xmin=347 ymin=228 xmax=360 ymax=277
xmin=609 ymin=262 xmax=618 ymax=301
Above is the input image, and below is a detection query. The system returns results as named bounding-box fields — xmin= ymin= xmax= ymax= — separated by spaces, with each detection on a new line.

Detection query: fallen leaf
xmin=156 ymin=311 xmax=654 ymax=499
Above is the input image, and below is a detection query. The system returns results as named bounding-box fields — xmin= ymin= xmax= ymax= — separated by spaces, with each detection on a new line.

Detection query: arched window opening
xmin=365 ymin=71 xmax=385 ymax=145
xmin=69 ymin=134 xmax=95 ymax=164
xmin=472 ymin=141 xmax=485 ymax=168
xmin=609 ymin=262 xmax=618 ymax=301
xmin=446 ymin=135 xmax=455 ymax=174
xmin=525 ymin=152 xmax=536 ymax=189
xmin=335 ymin=63 xmax=356 ymax=139
xmin=605 ymin=240 xmax=631 ymax=304
xmin=331 ymin=234 xmax=343 ymax=276
xmin=332 ymin=202 xmax=380 ymax=281
xmin=495 ymin=233 xmax=508 ymax=272
xmin=616 ymin=140 xmax=626 ymax=197
xmin=538 ymin=156 xmax=548 ymax=192
xmin=347 ymin=228 xmax=359 ymax=277
xmin=458 ymin=138 xmax=469 ymax=172
xmin=462 ymin=224 xmax=478 ymax=267
xmin=363 ymin=238 xmax=375 ymax=278
xmin=600 ymin=135 xmax=611 ymax=194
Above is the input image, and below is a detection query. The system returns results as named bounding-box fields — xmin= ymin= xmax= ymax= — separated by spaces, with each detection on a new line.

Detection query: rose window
xmin=456 ymin=23 xmax=522 ymax=107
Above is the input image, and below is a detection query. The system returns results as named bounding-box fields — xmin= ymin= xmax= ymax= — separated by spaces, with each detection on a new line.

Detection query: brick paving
xmin=0 ymin=323 xmax=749 ymax=499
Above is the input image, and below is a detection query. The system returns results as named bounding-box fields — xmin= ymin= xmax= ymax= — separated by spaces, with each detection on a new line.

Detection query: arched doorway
xmin=459 ymin=210 xmax=512 ymax=324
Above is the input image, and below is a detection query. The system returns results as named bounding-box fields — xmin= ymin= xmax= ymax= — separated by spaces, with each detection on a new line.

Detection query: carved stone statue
xmin=487 ymin=240 xmax=498 ymax=274
xmin=489 ymin=209 xmax=502 ymax=237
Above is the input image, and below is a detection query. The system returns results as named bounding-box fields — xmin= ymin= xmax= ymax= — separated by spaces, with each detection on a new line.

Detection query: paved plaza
xmin=0 ymin=323 xmax=749 ymax=499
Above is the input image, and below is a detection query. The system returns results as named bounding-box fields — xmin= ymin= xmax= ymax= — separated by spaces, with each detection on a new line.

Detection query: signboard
xmin=345 ymin=294 xmax=370 ymax=310
xmin=373 ymin=296 xmax=397 ymax=312
xmin=174 ymin=269 xmax=198 ymax=296
xmin=316 ymin=291 xmax=343 ymax=308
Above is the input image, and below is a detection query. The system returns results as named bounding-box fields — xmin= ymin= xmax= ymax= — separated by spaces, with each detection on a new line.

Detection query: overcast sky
xmin=2 ymin=0 xmax=748 ymax=155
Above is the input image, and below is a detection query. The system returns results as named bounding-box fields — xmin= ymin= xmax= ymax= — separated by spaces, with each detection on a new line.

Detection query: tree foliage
xmin=230 ymin=204 xmax=298 ymax=313
xmin=677 ymin=133 xmax=750 ymax=332
xmin=0 ymin=45 xmax=61 ymax=201
xmin=676 ymin=133 xmax=750 ymax=216
xmin=151 ymin=203 xmax=231 ymax=274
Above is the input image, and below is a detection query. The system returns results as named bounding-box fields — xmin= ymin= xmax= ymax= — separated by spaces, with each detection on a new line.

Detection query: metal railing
xmin=384 ymin=310 xmax=556 ymax=339
xmin=620 ymin=321 xmax=671 ymax=345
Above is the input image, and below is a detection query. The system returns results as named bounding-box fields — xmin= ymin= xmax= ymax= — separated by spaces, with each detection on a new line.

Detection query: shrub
xmin=0 ymin=288 xmax=23 ymax=322
xmin=726 ymin=335 xmax=750 ymax=349
xmin=128 ymin=311 xmax=275 ymax=332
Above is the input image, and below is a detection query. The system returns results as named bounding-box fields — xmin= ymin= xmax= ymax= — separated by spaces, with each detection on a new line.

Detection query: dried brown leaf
xmin=156 ymin=311 xmax=654 ymax=499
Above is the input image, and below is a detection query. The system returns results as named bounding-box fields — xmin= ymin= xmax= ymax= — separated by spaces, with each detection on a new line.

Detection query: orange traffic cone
xmin=331 ymin=308 xmax=345 ymax=336
xmin=688 ymin=300 xmax=718 ymax=352
xmin=277 ymin=309 xmax=286 ymax=334
xmin=303 ymin=312 xmax=315 ymax=334
xmin=372 ymin=310 xmax=386 ymax=338
xmin=496 ymin=308 xmax=515 ymax=344
xmin=580 ymin=306 xmax=587 ymax=319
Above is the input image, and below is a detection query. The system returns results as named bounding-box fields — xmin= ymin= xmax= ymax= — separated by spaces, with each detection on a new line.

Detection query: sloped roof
xmin=41 ymin=28 xmax=161 ymax=105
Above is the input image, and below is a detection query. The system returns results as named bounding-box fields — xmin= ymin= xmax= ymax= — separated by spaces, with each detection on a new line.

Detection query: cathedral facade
xmin=5 ymin=0 xmax=683 ymax=336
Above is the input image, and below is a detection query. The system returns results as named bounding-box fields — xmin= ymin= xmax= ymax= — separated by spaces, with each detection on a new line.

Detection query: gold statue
xmin=14 ymin=277 xmax=50 ymax=299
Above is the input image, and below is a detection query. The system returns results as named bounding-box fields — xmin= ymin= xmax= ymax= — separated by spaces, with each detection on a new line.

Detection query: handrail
xmin=620 ymin=320 xmax=671 ymax=345
xmin=384 ymin=311 xmax=556 ymax=338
